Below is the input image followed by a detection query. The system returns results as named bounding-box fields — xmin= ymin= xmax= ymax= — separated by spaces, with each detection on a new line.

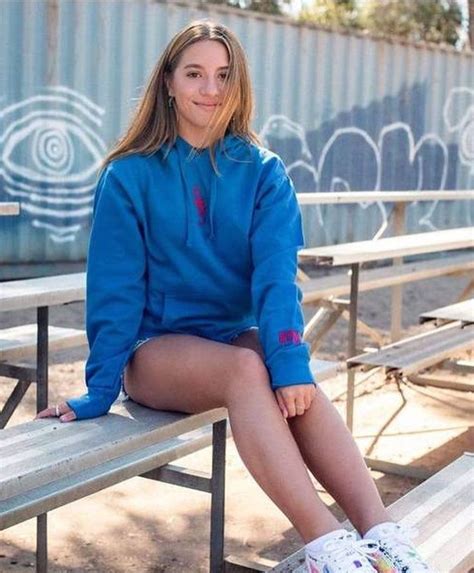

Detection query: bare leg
xmin=233 ymin=330 xmax=390 ymax=535
xmin=287 ymin=392 xmax=390 ymax=535
xmin=124 ymin=333 xmax=340 ymax=542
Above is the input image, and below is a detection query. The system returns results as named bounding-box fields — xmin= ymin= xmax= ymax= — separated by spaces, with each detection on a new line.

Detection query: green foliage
xmin=205 ymin=0 xmax=284 ymax=15
xmin=298 ymin=0 xmax=361 ymax=30
xmin=297 ymin=0 xmax=464 ymax=47
xmin=360 ymin=0 xmax=463 ymax=46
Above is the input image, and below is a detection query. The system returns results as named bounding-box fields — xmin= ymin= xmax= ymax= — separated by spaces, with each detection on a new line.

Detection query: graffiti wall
xmin=1 ymin=0 xmax=473 ymax=276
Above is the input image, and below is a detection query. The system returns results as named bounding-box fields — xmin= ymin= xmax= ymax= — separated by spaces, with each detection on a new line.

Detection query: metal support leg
xmin=0 ymin=380 xmax=31 ymax=428
xmin=210 ymin=419 xmax=227 ymax=573
xmin=36 ymin=308 xmax=49 ymax=572
xmin=37 ymin=513 xmax=47 ymax=573
xmin=37 ymin=307 xmax=49 ymax=413
xmin=346 ymin=263 xmax=360 ymax=433
xmin=390 ymin=203 xmax=405 ymax=342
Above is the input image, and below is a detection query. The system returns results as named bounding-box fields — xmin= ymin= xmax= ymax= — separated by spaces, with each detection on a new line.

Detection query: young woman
xmin=37 ymin=20 xmax=433 ymax=573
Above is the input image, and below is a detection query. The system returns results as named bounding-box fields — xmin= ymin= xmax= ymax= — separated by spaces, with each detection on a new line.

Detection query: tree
xmin=206 ymin=0 xmax=286 ymax=15
xmin=299 ymin=0 xmax=361 ymax=30
xmin=360 ymin=0 xmax=464 ymax=47
xmin=469 ymin=0 xmax=473 ymax=49
xmin=297 ymin=0 xmax=464 ymax=48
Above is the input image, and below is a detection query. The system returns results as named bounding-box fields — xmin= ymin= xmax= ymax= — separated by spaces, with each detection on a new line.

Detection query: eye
xmin=186 ymin=71 xmax=200 ymax=78
xmin=218 ymin=72 xmax=228 ymax=81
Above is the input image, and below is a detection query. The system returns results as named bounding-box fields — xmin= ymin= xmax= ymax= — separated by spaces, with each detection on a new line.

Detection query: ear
xmin=165 ymin=74 xmax=174 ymax=97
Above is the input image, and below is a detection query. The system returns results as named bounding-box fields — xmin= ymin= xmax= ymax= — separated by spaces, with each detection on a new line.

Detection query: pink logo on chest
xmin=193 ymin=186 xmax=206 ymax=224
xmin=278 ymin=329 xmax=301 ymax=345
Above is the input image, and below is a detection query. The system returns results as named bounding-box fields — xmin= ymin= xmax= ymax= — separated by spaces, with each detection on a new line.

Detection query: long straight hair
xmin=103 ymin=20 xmax=260 ymax=171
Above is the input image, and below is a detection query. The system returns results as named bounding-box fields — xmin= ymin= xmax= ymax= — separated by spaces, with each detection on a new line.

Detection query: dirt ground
xmin=0 ymin=272 xmax=473 ymax=572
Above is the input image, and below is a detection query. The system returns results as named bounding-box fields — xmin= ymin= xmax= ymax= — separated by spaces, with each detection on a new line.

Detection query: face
xmin=167 ymin=39 xmax=230 ymax=147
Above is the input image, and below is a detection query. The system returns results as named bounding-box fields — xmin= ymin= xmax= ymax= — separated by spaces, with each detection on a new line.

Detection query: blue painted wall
xmin=1 ymin=0 xmax=473 ymax=277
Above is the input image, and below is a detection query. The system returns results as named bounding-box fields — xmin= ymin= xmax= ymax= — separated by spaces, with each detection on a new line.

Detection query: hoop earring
xmin=168 ymin=95 xmax=174 ymax=108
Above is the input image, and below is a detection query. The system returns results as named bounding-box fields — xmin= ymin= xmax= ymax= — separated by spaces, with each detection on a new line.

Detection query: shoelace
xmin=376 ymin=523 xmax=430 ymax=572
xmin=321 ymin=531 xmax=378 ymax=571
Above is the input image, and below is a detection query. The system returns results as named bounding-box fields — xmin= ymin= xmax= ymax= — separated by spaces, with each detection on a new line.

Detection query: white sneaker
xmin=306 ymin=530 xmax=378 ymax=573
xmin=365 ymin=522 xmax=435 ymax=572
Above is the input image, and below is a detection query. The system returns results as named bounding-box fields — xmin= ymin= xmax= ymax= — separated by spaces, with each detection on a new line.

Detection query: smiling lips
xmin=195 ymin=102 xmax=219 ymax=110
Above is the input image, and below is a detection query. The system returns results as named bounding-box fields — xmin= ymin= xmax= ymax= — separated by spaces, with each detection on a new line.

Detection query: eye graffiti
xmin=0 ymin=86 xmax=106 ymax=242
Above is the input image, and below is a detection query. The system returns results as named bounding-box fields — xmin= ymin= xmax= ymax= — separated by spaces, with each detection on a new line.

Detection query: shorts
xmin=119 ymin=325 xmax=258 ymax=400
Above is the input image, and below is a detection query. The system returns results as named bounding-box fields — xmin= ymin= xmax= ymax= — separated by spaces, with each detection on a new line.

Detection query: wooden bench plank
xmin=0 ymin=324 xmax=87 ymax=361
xmin=269 ymin=454 xmax=473 ymax=573
xmin=300 ymin=254 xmax=474 ymax=304
xmin=297 ymin=190 xmax=474 ymax=204
xmin=0 ymin=402 xmax=227 ymax=502
xmin=420 ymin=298 xmax=474 ymax=325
xmin=0 ymin=422 xmax=223 ymax=529
xmin=347 ymin=323 xmax=474 ymax=376
xmin=353 ymin=323 xmax=473 ymax=372
xmin=0 ymin=359 xmax=338 ymax=503
xmin=0 ymin=202 xmax=20 ymax=216
xmin=0 ymin=272 xmax=86 ymax=312
xmin=299 ymin=227 xmax=474 ymax=266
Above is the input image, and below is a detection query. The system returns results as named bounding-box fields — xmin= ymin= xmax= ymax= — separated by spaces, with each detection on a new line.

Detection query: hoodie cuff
xmin=268 ymin=348 xmax=315 ymax=390
xmin=67 ymin=389 xmax=117 ymax=420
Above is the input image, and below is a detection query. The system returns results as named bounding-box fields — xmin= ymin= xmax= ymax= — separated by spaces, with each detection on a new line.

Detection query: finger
xmin=295 ymin=396 xmax=306 ymax=416
xmin=275 ymin=393 xmax=288 ymax=419
xmin=60 ymin=411 xmax=77 ymax=423
xmin=35 ymin=407 xmax=55 ymax=419
xmin=285 ymin=397 xmax=297 ymax=418
xmin=304 ymin=388 xmax=314 ymax=410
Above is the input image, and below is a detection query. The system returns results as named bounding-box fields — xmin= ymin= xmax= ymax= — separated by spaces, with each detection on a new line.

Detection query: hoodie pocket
xmin=162 ymin=294 xmax=224 ymax=333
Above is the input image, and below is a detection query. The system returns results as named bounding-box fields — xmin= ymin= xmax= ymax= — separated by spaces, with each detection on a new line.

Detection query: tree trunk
xmin=469 ymin=0 xmax=474 ymax=49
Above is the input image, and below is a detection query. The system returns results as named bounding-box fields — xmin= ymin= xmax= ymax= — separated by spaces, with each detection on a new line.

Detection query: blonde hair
xmin=103 ymin=20 xmax=260 ymax=170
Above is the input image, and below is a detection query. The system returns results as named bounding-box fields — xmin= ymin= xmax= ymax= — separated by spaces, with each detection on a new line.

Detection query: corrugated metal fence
xmin=0 ymin=0 xmax=473 ymax=277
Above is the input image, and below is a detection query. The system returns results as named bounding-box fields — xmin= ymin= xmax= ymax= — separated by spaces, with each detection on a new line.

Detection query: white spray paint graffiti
xmin=0 ymin=86 xmax=106 ymax=242
xmin=443 ymin=87 xmax=474 ymax=174
xmin=1 ymin=86 xmax=470 ymax=246
xmin=259 ymin=110 xmax=461 ymax=237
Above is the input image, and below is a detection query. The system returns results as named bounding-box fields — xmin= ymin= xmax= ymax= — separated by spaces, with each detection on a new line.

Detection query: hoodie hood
xmin=174 ymin=133 xmax=250 ymax=248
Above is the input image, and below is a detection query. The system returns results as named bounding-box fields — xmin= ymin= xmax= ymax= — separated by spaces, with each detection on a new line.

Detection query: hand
xmin=35 ymin=402 xmax=77 ymax=423
xmin=275 ymin=384 xmax=316 ymax=419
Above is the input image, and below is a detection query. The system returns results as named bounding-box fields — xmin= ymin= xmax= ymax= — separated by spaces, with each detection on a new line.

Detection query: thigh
xmin=124 ymin=332 xmax=263 ymax=414
xmin=231 ymin=328 xmax=264 ymax=359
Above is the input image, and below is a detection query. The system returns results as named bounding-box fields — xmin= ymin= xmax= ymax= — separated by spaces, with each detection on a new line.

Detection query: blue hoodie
xmin=67 ymin=134 xmax=314 ymax=420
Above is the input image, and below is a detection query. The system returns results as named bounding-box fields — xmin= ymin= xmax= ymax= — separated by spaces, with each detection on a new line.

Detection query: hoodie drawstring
xmin=175 ymin=138 xmax=218 ymax=247
xmin=208 ymin=175 xmax=217 ymax=240
xmin=176 ymin=151 xmax=194 ymax=248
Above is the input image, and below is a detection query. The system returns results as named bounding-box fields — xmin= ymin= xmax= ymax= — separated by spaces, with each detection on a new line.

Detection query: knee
xmin=225 ymin=347 xmax=270 ymax=402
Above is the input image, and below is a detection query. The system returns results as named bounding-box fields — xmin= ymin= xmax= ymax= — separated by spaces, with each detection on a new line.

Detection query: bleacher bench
xmin=0 ymin=359 xmax=341 ymax=573
xmin=0 ymin=324 xmax=86 ymax=362
xmin=299 ymin=253 xmax=474 ymax=352
xmin=299 ymin=253 xmax=474 ymax=305
xmin=420 ymin=297 xmax=474 ymax=326
xmin=269 ymin=453 xmax=474 ymax=573
xmin=0 ymin=401 xmax=229 ymax=573
xmin=0 ymin=324 xmax=87 ymax=428
xmin=347 ymin=321 xmax=474 ymax=392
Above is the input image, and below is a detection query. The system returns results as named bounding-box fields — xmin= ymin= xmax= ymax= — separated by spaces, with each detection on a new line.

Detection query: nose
xmin=200 ymin=77 xmax=220 ymax=97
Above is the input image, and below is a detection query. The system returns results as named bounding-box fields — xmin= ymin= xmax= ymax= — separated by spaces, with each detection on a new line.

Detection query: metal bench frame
xmin=300 ymin=253 xmax=474 ymax=354
xmin=0 ymin=404 xmax=228 ymax=573
xmin=0 ymin=322 xmax=86 ymax=428
xmin=347 ymin=321 xmax=474 ymax=392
